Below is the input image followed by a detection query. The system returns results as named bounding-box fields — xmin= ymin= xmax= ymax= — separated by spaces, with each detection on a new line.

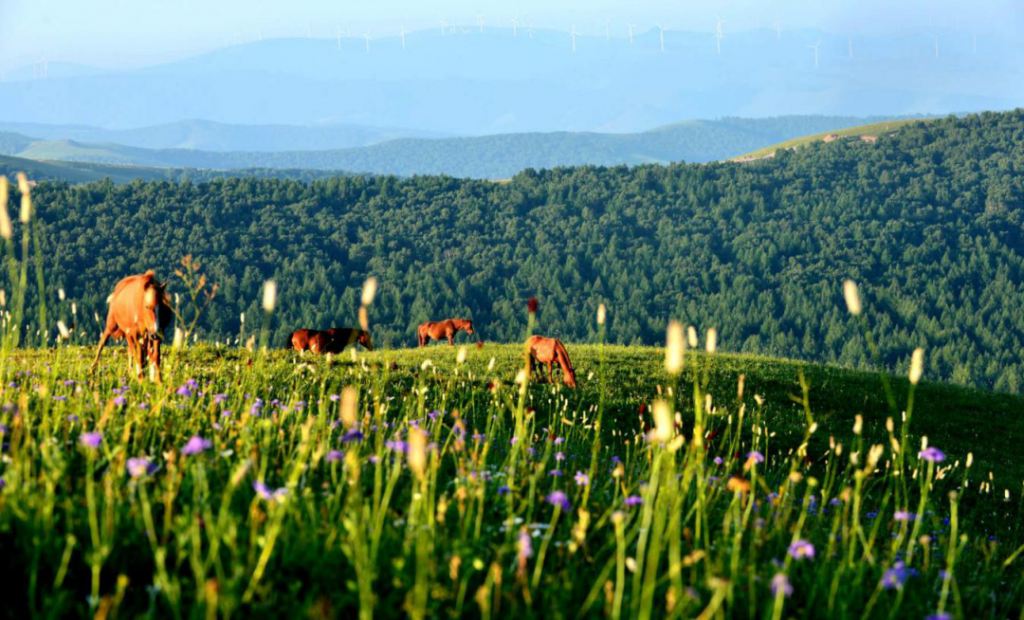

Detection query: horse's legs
xmin=149 ymin=338 xmax=162 ymax=384
xmin=546 ymin=360 xmax=554 ymax=384
xmin=90 ymin=328 xmax=114 ymax=372
xmin=447 ymin=329 xmax=454 ymax=346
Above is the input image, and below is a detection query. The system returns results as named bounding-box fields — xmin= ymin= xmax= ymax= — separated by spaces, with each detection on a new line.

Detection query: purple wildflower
xmin=0 ymin=477 xmax=4 ymax=490
xmin=746 ymin=451 xmax=765 ymax=464
xmin=253 ymin=481 xmax=287 ymax=501
xmin=549 ymin=469 xmax=563 ymax=477
xmin=770 ymin=573 xmax=792 ymax=597
xmin=546 ymin=490 xmax=571 ymax=511
xmin=925 ymin=613 xmax=951 ymax=620
xmin=788 ymin=540 xmax=815 ymax=560
xmin=175 ymin=385 xmax=192 ymax=397
xmin=213 ymin=394 xmax=228 ymax=404
xmin=79 ymin=431 xmax=103 ymax=449
xmin=53 ymin=395 xmax=67 ymax=402
xmin=386 ymin=440 xmax=409 ymax=453
xmin=329 ymin=394 xmax=340 ymax=402
xmin=918 ymin=447 xmax=945 ymax=463
xmin=326 ymin=450 xmax=344 ymax=463
xmin=553 ymin=437 xmax=565 ymax=444
xmin=555 ymin=451 xmax=565 ymax=462
xmin=113 ymin=396 xmax=126 ymax=407
xmin=624 ymin=495 xmax=643 ymax=506
xmin=713 ymin=456 xmax=724 ymax=465
xmin=497 ymin=485 xmax=511 ymax=495
xmin=127 ymin=457 xmax=154 ymax=478
xmin=894 ymin=510 xmax=916 ymax=522
xmin=881 ymin=562 xmax=916 ymax=589
xmin=63 ymin=380 xmax=75 ymax=387
xmin=137 ymin=403 xmax=149 ymax=410
xmin=181 ymin=436 xmax=212 ymax=456
xmin=342 ymin=429 xmax=364 ymax=442
xmin=574 ymin=471 xmax=590 ymax=486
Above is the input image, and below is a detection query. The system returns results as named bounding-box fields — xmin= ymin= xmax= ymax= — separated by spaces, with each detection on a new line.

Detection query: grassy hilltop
xmin=0 ymin=341 xmax=1021 ymax=618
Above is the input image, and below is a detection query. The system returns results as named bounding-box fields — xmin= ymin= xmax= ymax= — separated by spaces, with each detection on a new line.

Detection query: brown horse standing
xmin=526 ymin=335 xmax=577 ymax=388
xmin=417 ymin=319 xmax=474 ymax=347
xmin=91 ymin=271 xmax=173 ymax=383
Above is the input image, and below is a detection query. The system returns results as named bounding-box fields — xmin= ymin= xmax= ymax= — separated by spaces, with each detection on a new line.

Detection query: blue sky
xmin=2 ymin=0 xmax=1021 ymax=68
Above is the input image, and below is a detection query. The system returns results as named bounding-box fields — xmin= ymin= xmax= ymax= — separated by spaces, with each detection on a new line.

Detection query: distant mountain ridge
xmin=0 ymin=119 xmax=450 ymax=151
xmin=1 ymin=115 xmax=917 ymax=180
xmin=0 ymin=29 xmax=1019 ymax=134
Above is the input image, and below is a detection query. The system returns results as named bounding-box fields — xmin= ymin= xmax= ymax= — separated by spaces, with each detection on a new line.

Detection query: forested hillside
xmin=11 ymin=111 xmax=1024 ymax=391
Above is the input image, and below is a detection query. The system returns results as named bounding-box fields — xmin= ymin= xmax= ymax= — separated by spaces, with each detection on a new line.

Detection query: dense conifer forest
xmin=11 ymin=111 xmax=1024 ymax=391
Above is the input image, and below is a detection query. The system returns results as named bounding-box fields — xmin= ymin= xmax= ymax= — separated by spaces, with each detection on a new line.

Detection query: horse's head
xmin=461 ymin=319 xmax=474 ymax=335
xmin=142 ymin=277 xmax=171 ymax=338
xmin=359 ymin=331 xmax=374 ymax=351
xmin=563 ymin=367 xmax=578 ymax=388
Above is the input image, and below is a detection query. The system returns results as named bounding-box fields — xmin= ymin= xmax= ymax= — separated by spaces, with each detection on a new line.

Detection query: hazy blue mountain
xmin=9 ymin=115 xmax=914 ymax=179
xmin=0 ymin=119 xmax=450 ymax=151
xmin=0 ymin=27 xmax=1019 ymax=134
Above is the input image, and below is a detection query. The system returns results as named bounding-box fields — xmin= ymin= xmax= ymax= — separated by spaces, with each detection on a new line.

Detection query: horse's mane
xmin=554 ymin=340 xmax=575 ymax=374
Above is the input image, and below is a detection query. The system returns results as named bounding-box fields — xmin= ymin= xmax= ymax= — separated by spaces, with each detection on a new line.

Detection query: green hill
xmin=9 ymin=116 xmax=915 ymax=179
xmin=11 ymin=110 xmax=1024 ymax=393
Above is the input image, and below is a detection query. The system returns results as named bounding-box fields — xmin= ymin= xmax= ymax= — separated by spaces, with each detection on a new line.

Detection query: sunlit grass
xmin=0 ymin=341 xmax=1021 ymax=618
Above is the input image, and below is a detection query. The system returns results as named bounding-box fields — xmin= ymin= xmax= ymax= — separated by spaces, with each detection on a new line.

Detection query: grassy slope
xmin=729 ymin=118 xmax=935 ymax=161
xmin=358 ymin=344 xmax=1023 ymax=495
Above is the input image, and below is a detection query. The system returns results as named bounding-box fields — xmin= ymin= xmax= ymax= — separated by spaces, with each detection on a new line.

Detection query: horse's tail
xmin=284 ymin=331 xmax=295 ymax=350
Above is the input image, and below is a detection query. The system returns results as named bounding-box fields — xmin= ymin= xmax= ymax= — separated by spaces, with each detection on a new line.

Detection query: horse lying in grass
xmin=289 ymin=328 xmax=373 ymax=354
xmin=526 ymin=335 xmax=577 ymax=388
xmin=417 ymin=319 xmax=474 ymax=347
xmin=91 ymin=270 xmax=173 ymax=383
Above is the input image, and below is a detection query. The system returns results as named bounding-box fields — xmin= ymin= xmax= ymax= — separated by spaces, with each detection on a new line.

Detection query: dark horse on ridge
xmin=288 ymin=328 xmax=373 ymax=354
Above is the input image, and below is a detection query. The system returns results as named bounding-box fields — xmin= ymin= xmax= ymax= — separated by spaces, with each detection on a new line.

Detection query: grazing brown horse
xmin=289 ymin=328 xmax=373 ymax=354
xmin=526 ymin=335 xmax=577 ymax=388
xmin=289 ymin=328 xmax=316 ymax=352
xmin=91 ymin=271 xmax=173 ymax=383
xmin=417 ymin=319 xmax=474 ymax=347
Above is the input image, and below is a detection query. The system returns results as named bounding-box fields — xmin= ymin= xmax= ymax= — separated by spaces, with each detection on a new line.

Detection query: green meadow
xmin=1 ymin=336 xmax=1021 ymax=619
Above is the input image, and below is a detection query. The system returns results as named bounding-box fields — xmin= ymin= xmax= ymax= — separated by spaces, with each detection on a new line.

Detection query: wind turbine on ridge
xmin=657 ymin=24 xmax=666 ymax=52
xmin=439 ymin=18 xmax=448 ymax=36
xmin=934 ymin=35 xmax=940 ymax=58
xmin=512 ymin=15 xmax=519 ymax=37
xmin=401 ymin=26 xmax=407 ymax=50
xmin=364 ymin=30 xmax=372 ymax=54
xmin=477 ymin=13 xmax=485 ymax=34
xmin=848 ymin=37 xmax=854 ymax=58
xmin=809 ymin=39 xmax=822 ymax=68
xmin=627 ymin=23 xmax=635 ymax=45
xmin=773 ymin=19 xmax=781 ymax=40
xmin=571 ymin=24 xmax=579 ymax=52
xmin=715 ymin=16 xmax=725 ymax=54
